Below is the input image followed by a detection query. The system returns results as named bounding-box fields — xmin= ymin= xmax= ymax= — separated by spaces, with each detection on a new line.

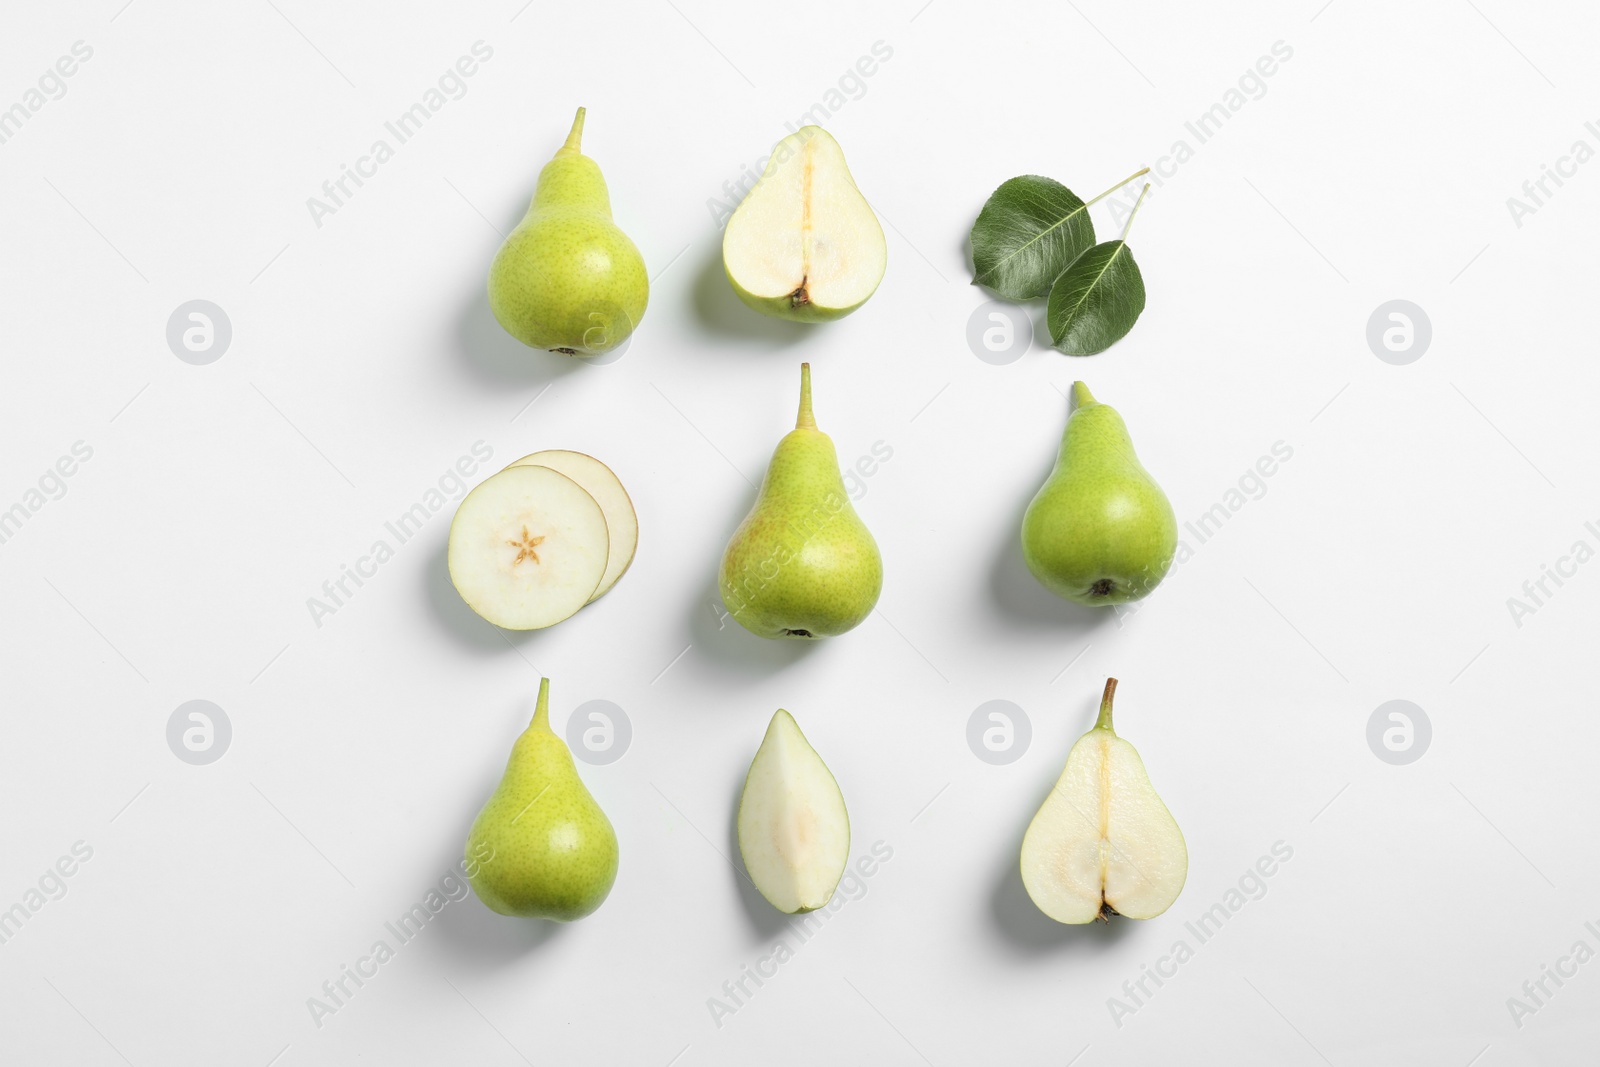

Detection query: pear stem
xmin=1119 ymin=183 xmax=1151 ymax=242
xmin=1070 ymin=381 xmax=1097 ymax=411
xmin=559 ymin=107 xmax=586 ymax=157
xmin=796 ymin=363 xmax=816 ymax=430
xmin=1085 ymin=167 xmax=1150 ymax=210
xmin=531 ymin=677 xmax=551 ymax=730
xmin=1094 ymin=677 xmax=1118 ymax=731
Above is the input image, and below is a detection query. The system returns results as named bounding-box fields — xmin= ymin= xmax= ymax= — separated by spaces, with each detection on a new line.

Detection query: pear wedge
xmin=722 ymin=127 xmax=886 ymax=322
xmin=1020 ymin=678 xmax=1186 ymax=923
xmin=737 ymin=710 xmax=850 ymax=914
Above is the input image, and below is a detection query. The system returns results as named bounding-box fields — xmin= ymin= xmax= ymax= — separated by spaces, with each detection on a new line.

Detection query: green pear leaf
xmin=1046 ymin=240 xmax=1146 ymax=356
xmin=970 ymin=176 xmax=1096 ymax=300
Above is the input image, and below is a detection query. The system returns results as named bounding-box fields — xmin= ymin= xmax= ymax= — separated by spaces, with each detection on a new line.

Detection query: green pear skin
xmin=1021 ymin=383 xmax=1176 ymax=605
xmin=464 ymin=679 xmax=619 ymax=920
xmin=487 ymin=108 xmax=648 ymax=356
xmin=718 ymin=364 xmax=882 ymax=638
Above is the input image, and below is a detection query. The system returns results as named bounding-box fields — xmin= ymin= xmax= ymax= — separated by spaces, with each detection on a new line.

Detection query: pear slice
xmin=722 ymin=127 xmax=887 ymax=322
xmin=504 ymin=450 xmax=638 ymax=602
xmin=448 ymin=465 xmax=609 ymax=630
xmin=737 ymin=710 xmax=850 ymax=913
xmin=1020 ymin=679 xmax=1187 ymax=923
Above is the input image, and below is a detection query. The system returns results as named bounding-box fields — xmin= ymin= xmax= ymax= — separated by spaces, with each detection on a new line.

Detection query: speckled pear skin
xmin=465 ymin=679 xmax=618 ymax=921
xmin=719 ymin=364 xmax=883 ymax=638
xmin=487 ymin=107 xmax=648 ymax=356
xmin=1022 ymin=382 xmax=1177 ymax=606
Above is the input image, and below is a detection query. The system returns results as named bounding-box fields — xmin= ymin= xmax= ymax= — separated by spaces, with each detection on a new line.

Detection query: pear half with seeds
xmin=1020 ymin=678 xmax=1187 ymax=923
xmin=722 ymin=127 xmax=886 ymax=322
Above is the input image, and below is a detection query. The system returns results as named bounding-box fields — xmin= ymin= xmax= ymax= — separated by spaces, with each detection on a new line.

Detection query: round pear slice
xmin=448 ymin=465 xmax=609 ymax=630
xmin=737 ymin=709 xmax=850 ymax=913
xmin=1020 ymin=679 xmax=1187 ymax=923
xmin=504 ymin=450 xmax=637 ymax=602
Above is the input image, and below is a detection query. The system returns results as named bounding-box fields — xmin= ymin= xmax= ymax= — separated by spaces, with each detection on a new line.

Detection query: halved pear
xmin=504 ymin=450 xmax=638 ymax=602
xmin=722 ymin=127 xmax=886 ymax=322
xmin=737 ymin=710 xmax=850 ymax=913
xmin=448 ymin=465 xmax=609 ymax=630
xmin=1020 ymin=679 xmax=1187 ymax=923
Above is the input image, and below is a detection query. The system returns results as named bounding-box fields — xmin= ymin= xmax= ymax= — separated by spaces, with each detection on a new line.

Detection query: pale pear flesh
xmin=448 ymin=465 xmax=609 ymax=629
xmin=737 ymin=710 xmax=850 ymax=914
xmin=1021 ymin=679 xmax=1187 ymax=923
xmin=505 ymin=450 xmax=637 ymax=602
xmin=723 ymin=127 xmax=886 ymax=322
xmin=718 ymin=364 xmax=883 ymax=638
xmin=465 ymin=678 xmax=619 ymax=921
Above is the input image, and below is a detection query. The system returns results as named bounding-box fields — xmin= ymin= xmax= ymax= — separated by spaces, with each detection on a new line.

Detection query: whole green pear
xmin=718 ymin=364 xmax=882 ymax=638
xmin=1021 ymin=382 xmax=1177 ymax=605
xmin=464 ymin=678 xmax=619 ymax=920
xmin=487 ymin=107 xmax=648 ymax=357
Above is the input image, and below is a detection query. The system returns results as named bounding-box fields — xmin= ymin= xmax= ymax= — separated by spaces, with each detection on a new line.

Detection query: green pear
xmin=1020 ymin=678 xmax=1187 ymax=923
xmin=464 ymin=678 xmax=618 ymax=920
xmin=722 ymin=127 xmax=886 ymax=322
xmin=487 ymin=107 xmax=648 ymax=356
xmin=1021 ymin=382 xmax=1176 ymax=605
xmin=718 ymin=364 xmax=882 ymax=638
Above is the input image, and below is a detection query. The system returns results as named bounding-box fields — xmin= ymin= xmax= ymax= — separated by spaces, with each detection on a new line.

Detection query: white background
xmin=2 ymin=0 xmax=1597 ymax=1063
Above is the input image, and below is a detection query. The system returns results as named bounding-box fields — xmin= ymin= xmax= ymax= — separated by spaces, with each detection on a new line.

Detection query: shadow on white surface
xmin=684 ymin=486 xmax=823 ymax=679
xmin=453 ymin=282 xmax=595 ymax=388
xmin=688 ymin=239 xmax=812 ymax=348
xmin=988 ymin=857 xmax=1137 ymax=954
xmin=987 ymin=509 xmax=1115 ymax=639
xmin=429 ymin=833 xmax=567 ymax=970
xmin=688 ymin=589 xmax=822 ymax=678
xmin=422 ymin=538 xmax=547 ymax=657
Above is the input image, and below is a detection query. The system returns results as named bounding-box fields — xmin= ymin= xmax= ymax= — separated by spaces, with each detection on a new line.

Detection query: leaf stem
xmin=1084 ymin=167 xmax=1150 ymax=210
xmin=1119 ymin=183 xmax=1152 ymax=242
